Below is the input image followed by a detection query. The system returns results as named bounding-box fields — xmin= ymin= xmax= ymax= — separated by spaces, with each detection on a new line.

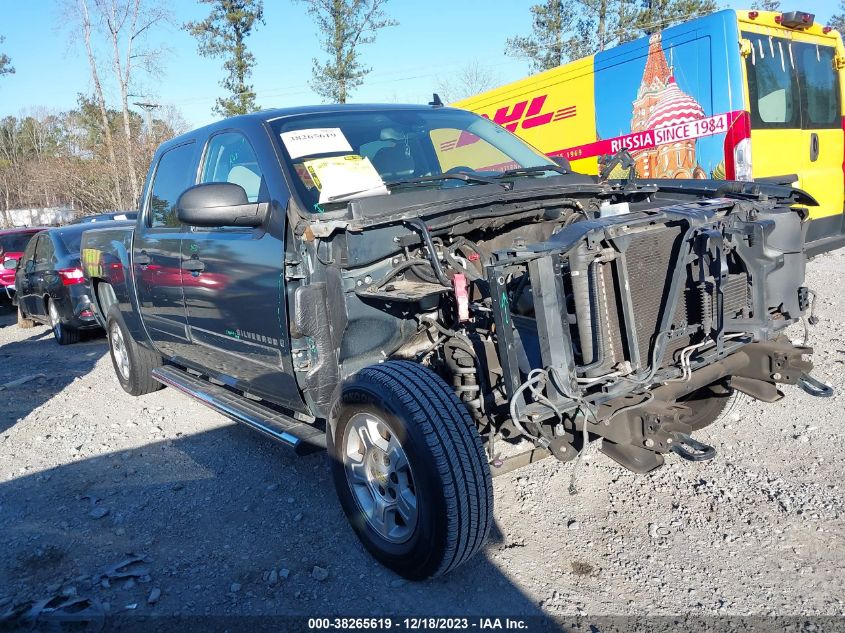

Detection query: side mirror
xmin=176 ymin=182 xmax=268 ymax=228
xmin=2 ymin=258 xmax=18 ymax=270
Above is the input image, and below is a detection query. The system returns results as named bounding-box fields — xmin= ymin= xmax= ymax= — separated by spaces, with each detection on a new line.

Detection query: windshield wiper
xmin=326 ymin=172 xmax=507 ymax=202
xmin=389 ymin=173 xmax=508 ymax=189
xmin=495 ymin=165 xmax=568 ymax=179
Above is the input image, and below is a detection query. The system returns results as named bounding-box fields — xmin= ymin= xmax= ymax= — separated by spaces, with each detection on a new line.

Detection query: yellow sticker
xmin=302 ymin=155 xmax=387 ymax=203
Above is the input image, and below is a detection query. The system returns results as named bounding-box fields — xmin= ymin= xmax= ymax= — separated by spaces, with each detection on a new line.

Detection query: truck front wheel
xmin=106 ymin=305 xmax=163 ymax=396
xmin=329 ymin=361 xmax=493 ymax=580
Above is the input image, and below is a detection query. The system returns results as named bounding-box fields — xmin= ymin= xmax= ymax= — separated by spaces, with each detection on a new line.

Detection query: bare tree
xmin=436 ymin=60 xmax=497 ymax=103
xmin=0 ymin=104 xmax=188 ymax=224
xmin=296 ymin=0 xmax=398 ymax=104
xmin=76 ymin=0 xmax=123 ymax=210
xmin=95 ymin=0 xmax=171 ymax=206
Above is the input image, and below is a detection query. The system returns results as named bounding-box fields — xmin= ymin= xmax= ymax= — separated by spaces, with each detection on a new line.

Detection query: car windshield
xmin=0 ymin=232 xmax=37 ymax=256
xmin=269 ymin=108 xmax=556 ymax=212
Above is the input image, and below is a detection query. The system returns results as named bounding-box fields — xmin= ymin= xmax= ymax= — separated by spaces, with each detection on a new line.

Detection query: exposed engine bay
xmin=289 ymin=178 xmax=829 ymax=475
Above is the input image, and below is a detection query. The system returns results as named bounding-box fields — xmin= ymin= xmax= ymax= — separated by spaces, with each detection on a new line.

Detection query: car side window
xmin=200 ymin=132 xmax=266 ymax=203
xmin=147 ymin=142 xmax=196 ymax=228
xmin=34 ymin=235 xmax=54 ymax=271
xmin=23 ymin=236 xmax=39 ymax=273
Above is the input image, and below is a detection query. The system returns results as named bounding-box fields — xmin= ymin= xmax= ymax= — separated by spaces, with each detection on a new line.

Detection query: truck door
xmin=743 ymin=28 xmax=844 ymax=228
xmin=743 ymin=31 xmax=806 ymax=186
xmin=132 ymin=141 xmax=197 ymax=359
xmin=177 ymin=130 xmax=302 ymax=410
xmin=793 ymin=39 xmax=844 ymax=227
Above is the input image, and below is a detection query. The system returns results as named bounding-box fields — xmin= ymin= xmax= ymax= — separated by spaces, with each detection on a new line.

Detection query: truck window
xmin=148 ymin=142 xmax=196 ymax=228
xmin=200 ymin=132 xmax=266 ymax=203
xmin=744 ymin=33 xmax=799 ymax=128
xmin=795 ymin=42 xmax=840 ymax=129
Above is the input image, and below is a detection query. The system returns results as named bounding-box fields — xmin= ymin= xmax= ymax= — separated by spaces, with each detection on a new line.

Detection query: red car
xmin=0 ymin=227 xmax=46 ymax=298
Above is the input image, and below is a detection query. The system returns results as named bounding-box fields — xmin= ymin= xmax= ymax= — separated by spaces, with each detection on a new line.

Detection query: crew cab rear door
xmin=132 ymin=141 xmax=197 ymax=358
xmin=177 ymin=127 xmax=303 ymax=411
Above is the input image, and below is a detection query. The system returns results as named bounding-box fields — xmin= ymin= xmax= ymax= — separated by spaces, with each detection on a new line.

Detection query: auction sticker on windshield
xmin=303 ymin=154 xmax=387 ymax=203
xmin=281 ymin=128 xmax=353 ymax=159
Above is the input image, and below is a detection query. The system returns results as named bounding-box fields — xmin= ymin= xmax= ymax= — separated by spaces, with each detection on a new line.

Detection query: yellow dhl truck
xmin=447 ymin=9 xmax=845 ymax=255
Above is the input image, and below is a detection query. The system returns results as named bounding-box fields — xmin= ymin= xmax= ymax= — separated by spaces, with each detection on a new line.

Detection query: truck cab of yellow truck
xmin=453 ymin=8 xmax=845 ymax=255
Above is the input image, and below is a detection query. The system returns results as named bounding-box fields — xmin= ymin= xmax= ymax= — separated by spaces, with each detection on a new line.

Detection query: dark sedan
xmin=10 ymin=221 xmax=133 ymax=344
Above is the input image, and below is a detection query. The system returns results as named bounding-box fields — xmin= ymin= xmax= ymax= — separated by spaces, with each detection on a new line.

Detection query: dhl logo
xmin=483 ymin=95 xmax=577 ymax=132
xmin=439 ymin=95 xmax=577 ymax=152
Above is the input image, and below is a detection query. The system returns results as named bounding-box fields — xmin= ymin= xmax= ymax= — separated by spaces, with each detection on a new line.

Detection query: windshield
xmin=0 ymin=232 xmax=37 ymax=256
xmin=269 ymin=108 xmax=556 ymax=212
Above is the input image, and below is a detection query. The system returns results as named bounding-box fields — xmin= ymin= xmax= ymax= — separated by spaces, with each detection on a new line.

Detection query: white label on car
xmin=280 ymin=128 xmax=352 ymax=159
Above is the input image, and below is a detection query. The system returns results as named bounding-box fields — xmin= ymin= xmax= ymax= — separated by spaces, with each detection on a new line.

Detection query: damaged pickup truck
xmin=80 ymin=104 xmax=831 ymax=579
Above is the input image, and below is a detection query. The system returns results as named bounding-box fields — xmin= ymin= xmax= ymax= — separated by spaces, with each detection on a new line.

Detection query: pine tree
xmin=750 ymin=0 xmax=781 ymax=11
xmin=297 ymin=0 xmax=397 ymax=104
xmin=186 ymin=0 xmax=265 ymax=117
xmin=0 ymin=36 xmax=13 ymax=78
xmin=507 ymin=0 xmax=720 ymax=72
xmin=831 ymin=1 xmax=845 ymax=36
xmin=635 ymin=0 xmax=718 ymax=36
xmin=505 ymin=0 xmax=580 ymax=73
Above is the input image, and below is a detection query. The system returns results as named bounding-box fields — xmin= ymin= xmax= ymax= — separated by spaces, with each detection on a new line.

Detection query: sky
xmin=0 ymin=0 xmax=839 ymax=128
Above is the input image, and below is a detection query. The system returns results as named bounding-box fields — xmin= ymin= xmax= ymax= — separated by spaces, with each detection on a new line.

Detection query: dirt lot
xmin=1 ymin=250 xmax=844 ymax=630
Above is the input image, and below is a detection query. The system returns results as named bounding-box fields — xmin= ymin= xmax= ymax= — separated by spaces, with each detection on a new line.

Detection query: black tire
xmin=17 ymin=305 xmax=35 ymax=329
xmin=48 ymin=298 xmax=80 ymax=345
xmin=679 ymin=384 xmax=746 ymax=431
xmin=106 ymin=304 xmax=163 ymax=396
xmin=329 ymin=360 xmax=493 ymax=580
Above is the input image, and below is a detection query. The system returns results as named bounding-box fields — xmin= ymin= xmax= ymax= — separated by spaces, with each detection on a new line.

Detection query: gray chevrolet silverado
xmin=80 ymin=103 xmax=830 ymax=579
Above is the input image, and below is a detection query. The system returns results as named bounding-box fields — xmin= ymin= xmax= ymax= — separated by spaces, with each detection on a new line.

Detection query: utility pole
xmin=133 ymin=101 xmax=161 ymax=154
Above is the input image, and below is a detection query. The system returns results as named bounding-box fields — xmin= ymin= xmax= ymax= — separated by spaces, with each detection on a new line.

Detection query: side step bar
xmin=152 ymin=365 xmax=326 ymax=455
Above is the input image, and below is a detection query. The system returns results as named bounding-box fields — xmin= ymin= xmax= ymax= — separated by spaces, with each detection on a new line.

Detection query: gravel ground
xmin=1 ymin=250 xmax=843 ymax=630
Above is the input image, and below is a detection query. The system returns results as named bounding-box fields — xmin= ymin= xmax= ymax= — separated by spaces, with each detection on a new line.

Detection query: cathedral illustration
xmin=629 ymin=33 xmax=708 ymax=179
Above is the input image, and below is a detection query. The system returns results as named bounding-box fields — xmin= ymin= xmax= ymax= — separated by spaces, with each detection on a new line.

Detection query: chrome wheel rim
xmin=109 ymin=322 xmax=130 ymax=380
xmin=48 ymin=300 xmax=60 ymax=331
xmin=344 ymin=412 xmax=417 ymax=543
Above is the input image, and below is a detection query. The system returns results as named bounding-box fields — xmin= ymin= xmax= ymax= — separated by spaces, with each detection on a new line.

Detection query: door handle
xmin=182 ymin=257 xmax=205 ymax=273
xmin=135 ymin=251 xmax=151 ymax=266
xmin=810 ymin=133 xmax=819 ymax=162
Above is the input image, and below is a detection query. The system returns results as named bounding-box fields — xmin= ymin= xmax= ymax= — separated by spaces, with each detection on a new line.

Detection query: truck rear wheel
xmin=329 ymin=360 xmax=493 ymax=580
xmin=106 ymin=305 xmax=163 ymax=396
